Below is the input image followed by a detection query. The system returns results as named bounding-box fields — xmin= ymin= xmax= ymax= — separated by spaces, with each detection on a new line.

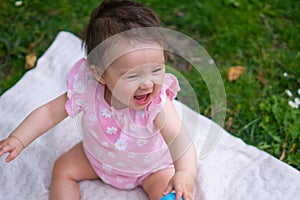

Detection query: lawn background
xmin=0 ymin=0 xmax=299 ymax=170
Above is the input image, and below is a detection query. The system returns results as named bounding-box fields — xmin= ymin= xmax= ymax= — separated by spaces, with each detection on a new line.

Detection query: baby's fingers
xmin=173 ymin=184 xmax=184 ymax=200
xmin=0 ymin=143 xmax=11 ymax=158
xmin=182 ymin=192 xmax=195 ymax=200
xmin=0 ymin=143 xmax=19 ymax=162
xmin=6 ymin=148 xmax=21 ymax=162
xmin=173 ymin=183 xmax=195 ymax=200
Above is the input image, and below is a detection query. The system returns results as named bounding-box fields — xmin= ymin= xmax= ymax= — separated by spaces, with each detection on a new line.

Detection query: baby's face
xmin=100 ymin=43 xmax=165 ymax=110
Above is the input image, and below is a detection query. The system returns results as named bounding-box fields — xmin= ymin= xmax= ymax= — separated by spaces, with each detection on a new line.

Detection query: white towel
xmin=0 ymin=31 xmax=299 ymax=200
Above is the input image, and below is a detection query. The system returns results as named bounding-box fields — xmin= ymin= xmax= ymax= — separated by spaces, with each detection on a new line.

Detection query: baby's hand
xmin=163 ymin=170 xmax=195 ymax=200
xmin=0 ymin=136 xmax=24 ymax=162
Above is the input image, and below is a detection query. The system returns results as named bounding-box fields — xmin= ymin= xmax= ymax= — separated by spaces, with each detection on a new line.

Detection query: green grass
xmin=1 ymin=0 xmax=299 ymax=170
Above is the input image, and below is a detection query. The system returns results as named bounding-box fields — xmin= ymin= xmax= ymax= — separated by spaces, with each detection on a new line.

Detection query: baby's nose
xmin=140 ymin=79 xmax=153 ymax=89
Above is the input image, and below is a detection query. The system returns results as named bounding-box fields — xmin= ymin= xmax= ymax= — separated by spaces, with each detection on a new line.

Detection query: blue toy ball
xmin=161 ymin=193 xmax=184 ymax=200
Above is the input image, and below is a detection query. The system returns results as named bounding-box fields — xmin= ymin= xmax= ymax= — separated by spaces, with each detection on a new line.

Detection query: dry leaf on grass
xmin=227 ymin=66 xmax=246 ymax=81
xmin=25 ymin=43 xmax=37 ymax=70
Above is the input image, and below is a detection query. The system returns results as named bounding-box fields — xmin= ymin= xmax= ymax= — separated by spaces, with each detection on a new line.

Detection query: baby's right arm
xmin=0 ymin=93 xmax=68 ymax=162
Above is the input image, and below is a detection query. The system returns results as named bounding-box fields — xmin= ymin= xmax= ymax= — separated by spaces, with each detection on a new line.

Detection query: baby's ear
xmin=89 ymin=65 xmax=106 ymax=84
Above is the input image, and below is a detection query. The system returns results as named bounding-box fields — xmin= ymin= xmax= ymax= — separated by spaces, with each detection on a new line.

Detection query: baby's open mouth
xmin=134 ymin=93 xmax=151 ymax=105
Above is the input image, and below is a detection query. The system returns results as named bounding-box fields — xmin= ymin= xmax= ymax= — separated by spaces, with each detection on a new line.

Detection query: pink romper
xmin=65 ymin=58 xmax=180 ymax=189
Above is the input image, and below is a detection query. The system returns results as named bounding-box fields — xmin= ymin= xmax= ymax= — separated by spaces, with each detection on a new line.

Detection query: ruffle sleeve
xmin=65 ymin=58 xmax=89 ymax=118
xmin=164 ymin=73 xmax=180 ymax=101
xmin=147 ymin=73 xmax=180 ymax=121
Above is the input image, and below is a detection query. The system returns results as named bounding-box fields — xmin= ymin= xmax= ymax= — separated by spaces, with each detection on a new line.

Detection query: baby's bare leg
xmin=142 ymin=167 xmax=175 ymax=200
xmin=50 ymin=142 xmax=98 ymax=200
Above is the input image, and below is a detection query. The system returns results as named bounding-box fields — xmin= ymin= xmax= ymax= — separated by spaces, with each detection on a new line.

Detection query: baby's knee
xmin=52 ymin=155 xmax=72 ymax=179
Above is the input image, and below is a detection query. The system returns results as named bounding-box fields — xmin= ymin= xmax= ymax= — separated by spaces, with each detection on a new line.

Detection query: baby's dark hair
xmin=83 ymin=0 xmax=163 ymax=55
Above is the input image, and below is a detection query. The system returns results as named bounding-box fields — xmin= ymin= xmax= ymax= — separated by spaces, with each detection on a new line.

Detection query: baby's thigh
xmin=142 ymin=167 xmax=175 ymax=200
xmin=52 ymin=142 xmax=98 ymax=181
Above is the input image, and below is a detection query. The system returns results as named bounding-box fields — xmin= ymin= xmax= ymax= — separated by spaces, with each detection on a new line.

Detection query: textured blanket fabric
xmin=0 ymin=31 xmax=299 ymax=200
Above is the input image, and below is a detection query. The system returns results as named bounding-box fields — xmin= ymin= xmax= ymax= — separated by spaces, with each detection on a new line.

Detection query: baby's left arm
xmin=155 ymin=98 xmax=197 ymax=200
